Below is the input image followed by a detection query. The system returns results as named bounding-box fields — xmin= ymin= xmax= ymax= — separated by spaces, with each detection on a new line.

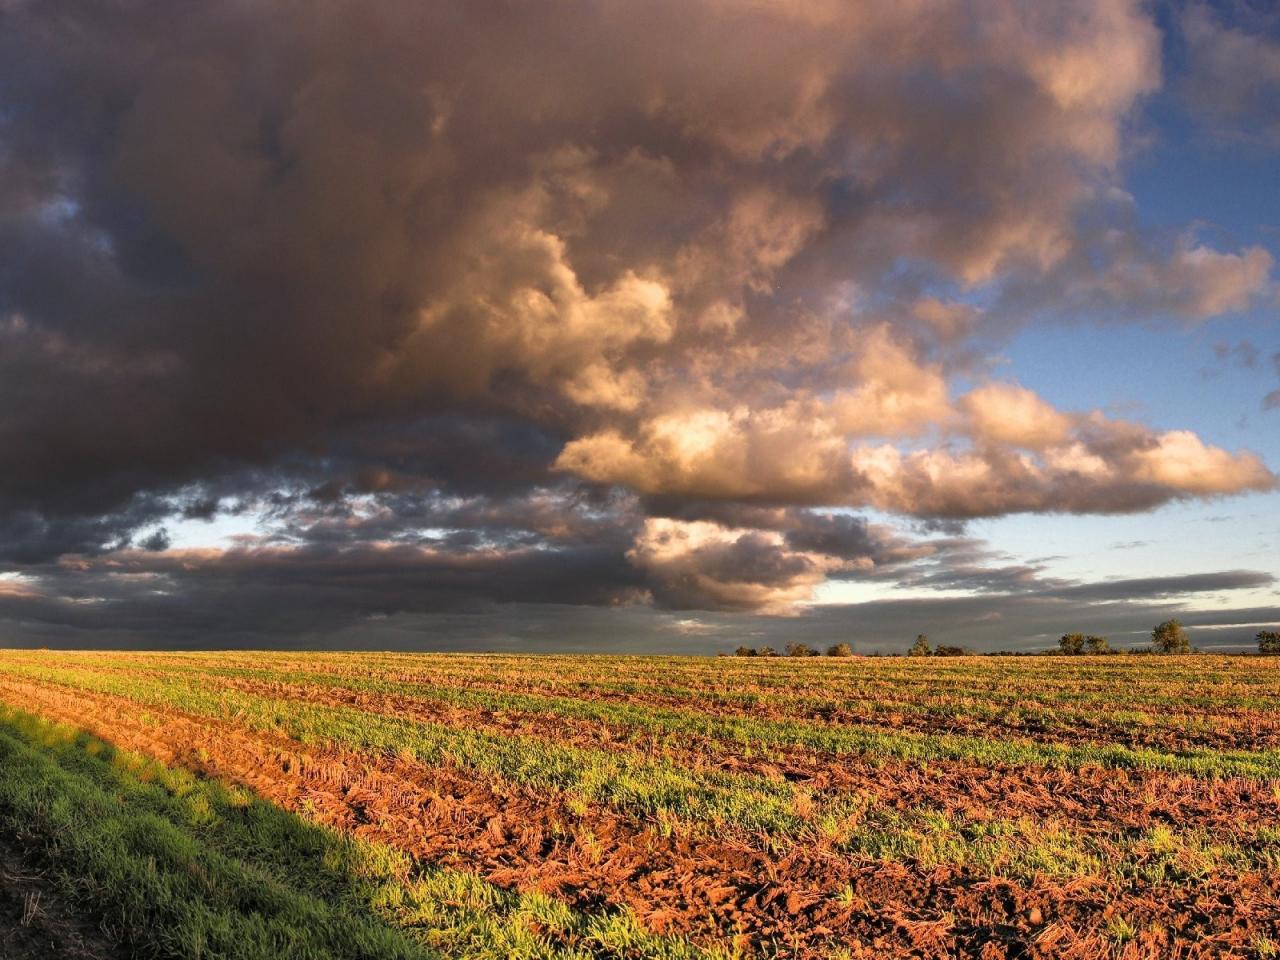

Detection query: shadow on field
xmin=0 ymin=830 xmax=131 ymax=960
xmin=0 ymin=705 xmax=434 ymax=960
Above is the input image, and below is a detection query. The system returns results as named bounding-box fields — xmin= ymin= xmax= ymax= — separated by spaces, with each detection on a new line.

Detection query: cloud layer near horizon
xmin=1 ymin=0 xmax=1277 ymax=642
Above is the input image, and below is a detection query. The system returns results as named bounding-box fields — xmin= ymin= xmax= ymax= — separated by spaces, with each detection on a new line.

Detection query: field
xmin=0 ymin=652 xmax=1278 ymax=959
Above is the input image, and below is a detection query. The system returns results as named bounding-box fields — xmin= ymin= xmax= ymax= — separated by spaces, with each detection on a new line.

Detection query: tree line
xmin=729 ymin=623 xmax=1280 ymax=657
xmin=1054 ymin=621 xmax=1280 ymax=657
xmin=733 ymin=643 xmax=855 ymax=658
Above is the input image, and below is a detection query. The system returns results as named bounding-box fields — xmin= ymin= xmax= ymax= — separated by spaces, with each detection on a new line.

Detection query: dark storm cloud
xmin=0 ymin=0 xmax=1276 ymax=644
xmin=1 ymin=0 xmax=1268 ymax=521
xmin=0 ymin=493 xmax=173 ymax=564
xmin=0 ymin=543 xmax=643 ymax=644
xmin=274 ymin=484 xmax=640 ymax=553
xmin=891 ymin=555 xmax=1277 ymax=602
xmin=896 ymin=558 xmax=1062 ymax=596
xmin=783 ymin=514 xmax=925 ymax=565
xmin=639 ymin=501 xmax=927 ymax=566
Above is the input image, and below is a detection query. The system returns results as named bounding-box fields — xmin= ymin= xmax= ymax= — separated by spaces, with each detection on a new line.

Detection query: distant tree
xmin=757 ymin=645 xmax=778 ymax=657
xmin=1152 ymin=619 xmax=1190 ymax=655
xmin=785 ymin=642 xmax=818 ymax=657
xmin=1059 ymin=633 xmax=1085 ymax=655
xmin=826 ymin=642 xmax=854 ymax=657
xmin=1259 ymin=631 xmax=1280 ymax=656
xmin=1084 ymin=635 xmax=1112 ymax=655
xmin=933 ymin=644 xmax=975 ymax=657
xmin=908 ymin=634 xmax=931 ymax=657
xmin=734 ymin=645 xmax=756 ymax=657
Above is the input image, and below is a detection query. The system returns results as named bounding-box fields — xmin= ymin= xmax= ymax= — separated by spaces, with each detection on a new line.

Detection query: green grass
xmin=0 ymin=704 xmax=723 ymax=960
xmin=182 ymin=659 xmax=1279 ymax=762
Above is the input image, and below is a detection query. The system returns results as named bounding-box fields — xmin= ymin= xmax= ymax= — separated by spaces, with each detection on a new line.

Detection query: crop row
xmin=135 ymin=657 xmax=1280 ymax=753
xmin=10 ymin=654 xmax=1280 ymax=782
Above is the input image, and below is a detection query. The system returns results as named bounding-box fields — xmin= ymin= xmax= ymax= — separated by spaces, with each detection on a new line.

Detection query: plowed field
xmin=0 ymin=651 xmax=1277 ymax=959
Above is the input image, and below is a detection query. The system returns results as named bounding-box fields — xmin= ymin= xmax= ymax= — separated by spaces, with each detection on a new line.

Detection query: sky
xmin=0 ymin=0 xmax=1278 ymax=654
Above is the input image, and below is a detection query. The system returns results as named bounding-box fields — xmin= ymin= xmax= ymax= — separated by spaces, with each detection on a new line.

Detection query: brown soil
xmin=2 ymin=678 xmax=1278 ymax=960
xmin=177 ymin=669 xmax=1280 ymax=838
xmin=374 ymin=668 xmax=1280 ymax=753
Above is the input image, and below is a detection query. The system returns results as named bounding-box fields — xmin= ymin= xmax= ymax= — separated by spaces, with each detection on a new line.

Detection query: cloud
xmin=0 ymin=0 xmax=1274 ymax=644
xmin=627 ymin=519 xmax=839 ymax=613
xmin=992 ymin=215 xmax=1275 ymax=327
xmin=1102 ymin=241 xmax=1273 ymax=319
xmin=0 ymin=494 xmax=176 ymax=564
xmin=1214 ymin=341 xmax=1262 ymax=370
xmin=960 ymin=383 xmax=1073 ymax=450
xmin=851 ymin=431 xmax=1272 ymax=518
xmin=1180 ymin=3 xmax=1280 ymax=142
xmin=829 ymin=326 xmax=955 ymax=438
xmin=1 ymin=541 xmax=1273 ymax=650
xmin=1050 ymin=570 xmax=1275 ymax=602
xmin=0 ymin=0 xmax=1172 ymax=520
xmin=556 ymin=405 xmax=858 ymax=503
xmin=558 ymin=385 xmax=1274 ymax=517
xmin=0 ymin=542 xmax=645 ymax=641
xmin=624 ymin=510 xmax=939 ymax=612
xmin=1110 ymin=540 xmax=1149 ymax=550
